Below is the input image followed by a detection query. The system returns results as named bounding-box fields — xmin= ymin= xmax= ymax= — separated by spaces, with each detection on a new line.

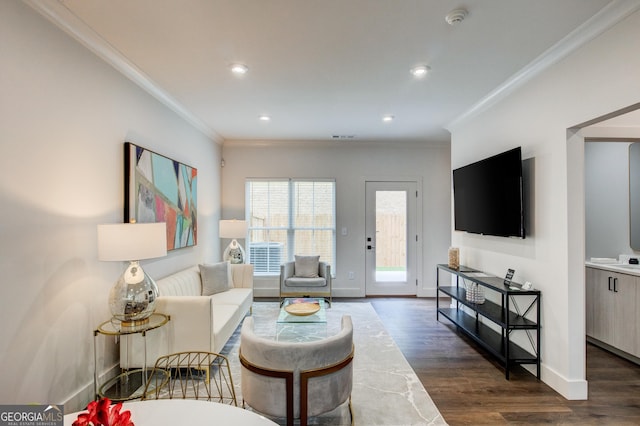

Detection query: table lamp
xmin=97 ymin=222 xmax=167 ymax=326
xmin=219 ymin=219 xmax=247 ymax=264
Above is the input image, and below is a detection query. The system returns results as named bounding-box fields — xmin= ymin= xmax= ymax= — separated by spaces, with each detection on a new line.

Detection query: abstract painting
xmin=124 ymin=142 xmax=197 ymax=250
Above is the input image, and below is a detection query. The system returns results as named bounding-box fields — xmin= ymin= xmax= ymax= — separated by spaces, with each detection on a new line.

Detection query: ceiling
xmin=32 ymin=0 xmax=625 ymax=144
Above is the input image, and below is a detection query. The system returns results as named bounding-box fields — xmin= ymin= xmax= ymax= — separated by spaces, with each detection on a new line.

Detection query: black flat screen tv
xmin=453 ymin=147 xmax=525 ymax=238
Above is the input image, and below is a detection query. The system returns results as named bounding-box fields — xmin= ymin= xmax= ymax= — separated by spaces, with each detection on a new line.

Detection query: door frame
xmin=362 ymin=176 xmax=423 ymax=296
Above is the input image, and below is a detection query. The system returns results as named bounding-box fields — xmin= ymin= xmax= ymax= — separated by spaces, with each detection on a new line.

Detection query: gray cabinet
xmin=586 ymin=267 xmax=637 ymax=356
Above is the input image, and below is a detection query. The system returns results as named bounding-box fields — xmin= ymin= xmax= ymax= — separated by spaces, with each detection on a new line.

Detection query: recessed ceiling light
xmin=230 ymin=63 xmax=248 ymax=75
xmin=259 ymin=115 xmax=271 ymax=122
xmin=382 ymin=115 xmax=394 ymax=122
xmin=410 ymin=65 xmax=430 ymax=78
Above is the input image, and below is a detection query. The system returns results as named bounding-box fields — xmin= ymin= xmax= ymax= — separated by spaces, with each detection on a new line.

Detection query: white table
xmin=64 ymin=399 xmax=277 ymax=425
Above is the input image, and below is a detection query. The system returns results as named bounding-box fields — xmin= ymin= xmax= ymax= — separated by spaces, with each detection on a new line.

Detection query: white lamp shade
xmin=219 ymin=219 xmax=247 ymax=239
xmin=98 ymin=222 xmax=167 ymax=261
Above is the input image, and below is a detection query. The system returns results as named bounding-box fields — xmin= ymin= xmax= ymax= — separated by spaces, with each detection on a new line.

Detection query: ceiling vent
xmin=445 ymin=8 xmax=468 ymax=26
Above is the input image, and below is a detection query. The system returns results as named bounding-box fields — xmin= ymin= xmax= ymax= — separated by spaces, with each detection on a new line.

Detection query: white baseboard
xmin=538 ymin=362 xmax=588 ymax=400
xmin=61 ymin=363 xmax=120 ymax=413
xmin=418 ymin=286 xmax=438 ymax=297
xmin=330 ymin=288 xmax=366 ymax=298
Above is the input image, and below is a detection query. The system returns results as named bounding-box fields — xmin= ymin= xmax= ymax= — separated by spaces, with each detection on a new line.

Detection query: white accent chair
xmin=239 ymin=315 xmax=354 ymax=426
xmin=280 ymin=257 xmax=332 ymax=304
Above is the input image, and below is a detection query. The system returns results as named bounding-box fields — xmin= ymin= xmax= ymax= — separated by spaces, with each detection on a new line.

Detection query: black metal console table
xmin=436 ymin=264 xmax=541 ymax=379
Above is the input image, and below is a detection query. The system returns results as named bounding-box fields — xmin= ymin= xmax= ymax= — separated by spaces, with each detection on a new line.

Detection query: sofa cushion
xmin=294 ymin=255 xmax=319 ymax=278
xmin=156 ymin=266 xmax=202 ymax=297
xmin=285 ymin=277 xmax=327 ymax=287
xmin=211 ymin=288 xmax=253 ymax=312
xmin=200 ymin=261 xmax=233 ymax=295
xmin=211 ymin=303 xmax=242 ymax=353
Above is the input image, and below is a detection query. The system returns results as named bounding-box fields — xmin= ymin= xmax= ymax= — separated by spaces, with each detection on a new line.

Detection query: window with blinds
xmin=246 ymin=179 xmax=336 ymax=275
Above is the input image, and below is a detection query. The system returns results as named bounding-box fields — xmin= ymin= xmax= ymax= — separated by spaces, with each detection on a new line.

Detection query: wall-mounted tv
xmin=453 ymin=147 xmax=525 ymax=238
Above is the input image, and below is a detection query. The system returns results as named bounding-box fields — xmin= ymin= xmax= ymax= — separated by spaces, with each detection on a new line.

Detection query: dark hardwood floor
xmin=365 ymin=297 xmax=640 ymax=425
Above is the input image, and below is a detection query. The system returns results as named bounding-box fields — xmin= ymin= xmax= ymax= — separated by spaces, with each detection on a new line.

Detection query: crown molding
xmin=446 ymin=0 xmax=640 ymax=132
xmin=24 ymin=0 xmax=224 ymax=145
xmin=222 ymin=138 xmax=450 ymax=150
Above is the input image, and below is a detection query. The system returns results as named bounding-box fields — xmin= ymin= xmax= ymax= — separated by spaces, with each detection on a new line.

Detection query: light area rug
xmin=219 ymin=302 xmax=447 ymax=426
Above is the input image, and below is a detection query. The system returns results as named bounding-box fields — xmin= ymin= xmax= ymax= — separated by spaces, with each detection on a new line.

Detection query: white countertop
xmin=585 ymin=261 xmax=640 ymax=276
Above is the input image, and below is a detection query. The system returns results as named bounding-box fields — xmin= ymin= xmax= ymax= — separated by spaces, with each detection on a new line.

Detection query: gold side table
xmin=93 ymin=313 xmax=170 ymax=401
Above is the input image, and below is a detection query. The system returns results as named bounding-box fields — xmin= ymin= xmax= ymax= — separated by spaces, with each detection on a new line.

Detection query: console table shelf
xmin=438 ymin=286 xmax=538 ymax=329
xmin=436 ymin=264 xmax=541 ymax=379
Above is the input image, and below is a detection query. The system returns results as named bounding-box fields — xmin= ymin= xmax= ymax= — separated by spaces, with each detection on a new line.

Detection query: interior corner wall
xmin=220 ymin=141 xmax=451 ymax=298
xmin=448 ymin=9 xmax=640 ymax=400
xmin=0 ymin=1 xmax=221 ymax=410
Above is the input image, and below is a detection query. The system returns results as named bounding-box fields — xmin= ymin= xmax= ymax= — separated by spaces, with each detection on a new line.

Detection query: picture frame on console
xmin=124 ymin=142 xmax=198 ymax=250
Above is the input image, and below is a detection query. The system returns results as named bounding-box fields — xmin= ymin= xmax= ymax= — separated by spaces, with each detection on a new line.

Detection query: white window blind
xmin=246 ymin=179 xmax=336 ymax=275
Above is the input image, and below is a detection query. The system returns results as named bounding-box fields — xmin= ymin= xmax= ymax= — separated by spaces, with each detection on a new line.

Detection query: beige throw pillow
xmin=294 ymin=255 xmax=320 ymax=278
xmin=199 ymin=261 xmax=233 ymax=295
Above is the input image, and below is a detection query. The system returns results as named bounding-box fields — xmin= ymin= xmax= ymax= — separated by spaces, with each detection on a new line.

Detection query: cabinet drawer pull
xmin=614 ymin=277 xmax=618 ymax=293
xmin=608 ymin=276 xmax=613 ymax=291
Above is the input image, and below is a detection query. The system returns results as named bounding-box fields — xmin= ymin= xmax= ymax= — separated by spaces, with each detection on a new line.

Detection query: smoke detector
xmin=445 ymin=8 xmax=468 ymax=26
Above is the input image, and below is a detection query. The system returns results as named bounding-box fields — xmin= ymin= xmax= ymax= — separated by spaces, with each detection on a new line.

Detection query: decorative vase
xmin=448 ymin=247 xmax=460 ymax=269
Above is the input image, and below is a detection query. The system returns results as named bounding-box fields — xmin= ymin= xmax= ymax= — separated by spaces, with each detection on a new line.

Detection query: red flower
xmin=73 ymin=398 xmax=134 ymax=426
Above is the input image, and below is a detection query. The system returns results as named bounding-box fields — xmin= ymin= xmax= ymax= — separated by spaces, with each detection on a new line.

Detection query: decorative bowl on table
xmin=284 ymin=302 xmax=320 ymax=316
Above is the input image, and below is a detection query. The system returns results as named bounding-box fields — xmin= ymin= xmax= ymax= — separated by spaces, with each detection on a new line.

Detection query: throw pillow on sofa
xmin=200 ymin=261 xmax=233 ymax=295
xmin=294 ymin=255 xmax=320 ymax=278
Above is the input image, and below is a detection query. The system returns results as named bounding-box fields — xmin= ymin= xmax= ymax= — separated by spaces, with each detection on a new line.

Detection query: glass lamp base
xmin=109 ymin=260 xmax=158 ymax=324
xmin=223 ymin=239 xmax=245 ymax=264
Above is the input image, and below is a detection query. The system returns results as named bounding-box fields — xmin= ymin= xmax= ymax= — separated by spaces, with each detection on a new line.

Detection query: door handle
xmin=608 ymin=277 xmax=613 ymax=291
xmin=614 ymin=277 xmax=618 ymax=293
xmin=366 ymin=236 xmax=374 ymax=250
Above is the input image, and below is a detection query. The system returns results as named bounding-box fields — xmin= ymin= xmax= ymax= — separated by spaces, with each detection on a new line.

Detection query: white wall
xmin=448 ymin=9 xmax=640 ymax=399
xmin=585 ymin=141 xmax=634 ymax=259
xmin=221 ymin=140 xmax=451 ymax=297
xmin=0 ymin=1 xmax=220 ymax=410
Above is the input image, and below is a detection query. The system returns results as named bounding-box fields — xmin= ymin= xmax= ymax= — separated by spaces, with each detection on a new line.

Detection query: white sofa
xmin=120 ymin=263 xmax=253 ymax=368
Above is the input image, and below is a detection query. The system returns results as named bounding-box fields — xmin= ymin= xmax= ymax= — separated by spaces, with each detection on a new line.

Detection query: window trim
xmin=246 ymin=178 xmax=336 ymax=276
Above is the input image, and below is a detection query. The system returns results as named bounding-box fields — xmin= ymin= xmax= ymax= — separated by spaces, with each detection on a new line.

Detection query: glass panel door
xmin=365 ymin=181 xmax=417 ymax=295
